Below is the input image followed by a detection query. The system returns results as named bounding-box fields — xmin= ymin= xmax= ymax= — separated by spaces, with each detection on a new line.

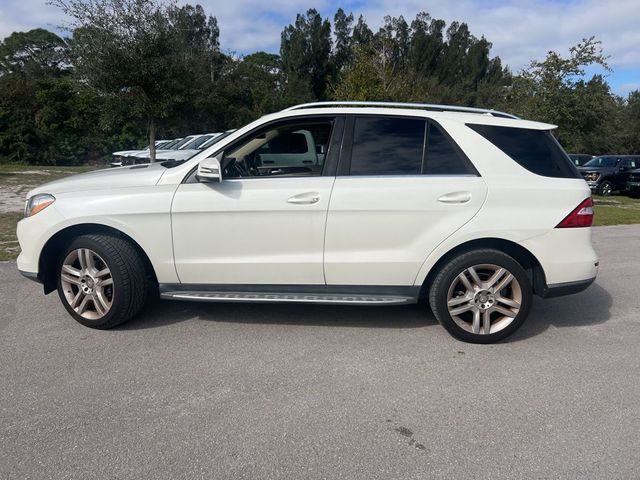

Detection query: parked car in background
xmin=127 ymin=133 xmax=218 ymax=164
xmin=110 ymin=140 xmax=172 ymax=167
xmin=578 ymin=155 xmax=640 ymax=196
xmin=153 ymin=131 xmax=235 ymax=163
xmin=17 ymin=101 xmax=598 ymax=344
xmin=627 ymin=168 xmax=640 ymax=197
xmin=568 ymin=153 xmax=594 ymax=166
xmin=110 ymin=139 xmax=183 ymax=167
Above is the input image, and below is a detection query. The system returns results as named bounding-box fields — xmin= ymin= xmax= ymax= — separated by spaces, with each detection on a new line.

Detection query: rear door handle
xmin=437 ymin=191 xmax=472 ymax=204
xmin=287 ymin=192 xmax=320 ymax=205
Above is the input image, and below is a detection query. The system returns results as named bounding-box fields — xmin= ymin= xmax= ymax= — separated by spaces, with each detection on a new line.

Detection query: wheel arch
xmin=418 ymin=237 xmax=546 ymax=302
xmin=39 ymin=223 xmax=158 ymax=294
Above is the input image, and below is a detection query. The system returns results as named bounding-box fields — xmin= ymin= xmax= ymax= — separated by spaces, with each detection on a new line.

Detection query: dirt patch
xmin=0 ymin=166 xmax=94 ymax=260
xmin=0 ymin=168 xmax=89 ymax=213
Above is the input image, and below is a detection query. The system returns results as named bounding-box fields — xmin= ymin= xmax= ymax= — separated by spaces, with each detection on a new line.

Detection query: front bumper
xmin=19 ymin=269 xmax=42 ymax=283
xmin=586 ymin=181 xmax=599 ymax=191
xmin=16 ymin=204 xmax=66 ymax=276
xmin=627 ymin=181 xmax=640 ymax=192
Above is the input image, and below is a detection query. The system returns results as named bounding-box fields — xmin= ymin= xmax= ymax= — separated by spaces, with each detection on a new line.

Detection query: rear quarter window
xmin=468 ymin=124 xmax=581 ymax=179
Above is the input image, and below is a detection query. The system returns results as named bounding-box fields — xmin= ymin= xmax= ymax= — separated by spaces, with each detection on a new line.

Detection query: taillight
xmin=556 ymin=198 xmax=594 ymax=228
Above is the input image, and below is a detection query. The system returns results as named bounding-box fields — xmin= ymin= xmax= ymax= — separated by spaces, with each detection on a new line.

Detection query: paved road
xmin=1 ymin=225 xmax=639 ymax=479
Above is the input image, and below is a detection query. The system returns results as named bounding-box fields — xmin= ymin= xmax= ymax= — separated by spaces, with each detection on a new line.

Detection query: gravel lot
xmin=1 ymin=225 xmax=639 ymax=479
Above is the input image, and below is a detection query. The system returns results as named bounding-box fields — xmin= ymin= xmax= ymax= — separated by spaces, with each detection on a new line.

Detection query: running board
xmin=160 ymin=291 xmax=415 ymax=305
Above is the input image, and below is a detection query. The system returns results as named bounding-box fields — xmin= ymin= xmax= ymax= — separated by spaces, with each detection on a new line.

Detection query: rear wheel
xmin=429 ymin=249 xmax=532 ymax=343
xmin=56 ymin=234 xmax=148 ymax=329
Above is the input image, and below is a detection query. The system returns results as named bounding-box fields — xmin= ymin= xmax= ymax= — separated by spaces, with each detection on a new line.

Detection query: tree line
xmin=0 ymin=0 xmax=638 ymax=165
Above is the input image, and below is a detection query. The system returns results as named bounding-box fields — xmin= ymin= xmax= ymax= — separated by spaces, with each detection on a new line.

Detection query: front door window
xmin=223 ymin=121 xmax=333 ymax=178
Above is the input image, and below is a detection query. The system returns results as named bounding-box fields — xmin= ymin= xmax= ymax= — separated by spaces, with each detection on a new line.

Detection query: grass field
xmin=1 ymin=164 xmax=639 ymax=261
xmin=593 ymin=196 xmax=640 ymax=226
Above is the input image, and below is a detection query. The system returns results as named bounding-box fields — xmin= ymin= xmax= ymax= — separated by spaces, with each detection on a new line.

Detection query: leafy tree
xmin=0 ymin=29 xmax=68 ymax=75
xmin=622 ymin=91 xmax=640 ymax=153
xmin=51 ymin=0 xmax=219 ymax=161
xmin=333 ymin=8 xmax=354 ymax=75
xmin=2 ymin=8 xmax=639 ymax=166
xmin=352 ymin=15 xmax=374 ymax=47
xmin=408 ymin=14 xmax=445 ymax=78
xmin=504 ymin=37 xmax=614 ymax=152
xmin=280 ymin=9 xmax=332 ymax=100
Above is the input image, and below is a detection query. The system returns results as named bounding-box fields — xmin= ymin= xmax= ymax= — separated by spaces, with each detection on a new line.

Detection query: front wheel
xmin=56 ymin=234 xmax=148 ymax=329
xmin=597 ymin=180 xmax=613 ymax=196
xmin=429 ymin=249 xmax=532 ymax=343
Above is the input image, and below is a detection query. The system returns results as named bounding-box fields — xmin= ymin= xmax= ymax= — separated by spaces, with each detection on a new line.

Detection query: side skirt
xmin=158 ymin=284 xmax=420 ymax=306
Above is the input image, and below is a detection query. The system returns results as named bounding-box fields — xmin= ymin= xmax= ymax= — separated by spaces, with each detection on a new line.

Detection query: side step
xmin=160 ymin=291 xmax=415 ymax=305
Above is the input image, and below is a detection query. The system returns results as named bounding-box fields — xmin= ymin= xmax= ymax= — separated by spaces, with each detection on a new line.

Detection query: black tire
xmin=428 ymin=249 xmax=532 ymax=344
xmin=597 ymin=180 xmax=614 ymax=196
xmin=56 ymin=234 xmax=148 ymax=329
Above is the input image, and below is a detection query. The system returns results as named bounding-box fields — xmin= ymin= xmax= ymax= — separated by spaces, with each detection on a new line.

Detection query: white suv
xmin=17 ymin=102 xmax=598 ymax=343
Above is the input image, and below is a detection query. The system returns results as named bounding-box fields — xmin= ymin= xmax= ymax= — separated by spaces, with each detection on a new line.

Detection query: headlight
xmin=585 ymin=172 xmax=600 ymax=182
xmin=24 ymin=194 xmax=55 ymax=218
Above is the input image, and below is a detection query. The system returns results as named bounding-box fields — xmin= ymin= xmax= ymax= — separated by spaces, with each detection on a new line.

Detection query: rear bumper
xmin=521 ymin=228 xmax=598 ymax=287
xmin=541 ymin=276 xmax=596 ymax=299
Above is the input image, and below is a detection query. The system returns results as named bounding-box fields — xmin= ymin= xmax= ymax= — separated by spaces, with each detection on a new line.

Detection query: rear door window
xmin=424 ymin=123 xmax=475 ymax=175
xmin=468 ymin=124 xmax=580 ymax=178
xmin=349 ymin=117 xmax=425 ymax=175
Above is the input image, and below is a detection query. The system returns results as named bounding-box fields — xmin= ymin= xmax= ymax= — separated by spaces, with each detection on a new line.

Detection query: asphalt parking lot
xmin=1 ymin=225 xmax=639 ymax=479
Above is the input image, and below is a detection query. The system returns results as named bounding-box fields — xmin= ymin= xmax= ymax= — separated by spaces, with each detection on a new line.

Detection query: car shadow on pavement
xmin=508 ymin=282 xmax=612 ymax=341
xmin=125 ymin=301 xmax=436 ymax=330
xmin=124 ymin=282 xmax=612 ymax=340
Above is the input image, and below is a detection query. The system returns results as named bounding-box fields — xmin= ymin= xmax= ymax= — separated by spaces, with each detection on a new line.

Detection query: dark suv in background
xmin=568 ymin=153 xmax=594 ymax=166
xmin=578 ymin=155 xmax=640 ymax=196
xmin=628 ymin=168 xmax=640 ymax=197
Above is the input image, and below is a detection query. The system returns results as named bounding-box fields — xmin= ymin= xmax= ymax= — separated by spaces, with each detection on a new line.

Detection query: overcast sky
xmin=1 ymin=0 xmax=638 ymax=94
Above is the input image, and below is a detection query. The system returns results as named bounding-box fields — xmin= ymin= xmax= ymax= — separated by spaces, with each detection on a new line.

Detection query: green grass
xmin=593 ymin=195 xmax=640 ymax=226
xmin=0 ymin=212 xmax=23 ymax=261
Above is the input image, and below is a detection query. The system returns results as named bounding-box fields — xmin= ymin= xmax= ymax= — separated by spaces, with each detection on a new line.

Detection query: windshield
xmin=199 ymin=130 xmax=235 ymax=149
xmin=161 ymin=131 xmax=236 ymax=168
xmin=173 ymin=136 xmax=197 ymax=150
xmin=181 ymin=134 xmax=215 ymax=150
xmin=157 ymin=139 xmax=181 ymax=150
xmin=584 ymin=156 xmax=620 ymax=168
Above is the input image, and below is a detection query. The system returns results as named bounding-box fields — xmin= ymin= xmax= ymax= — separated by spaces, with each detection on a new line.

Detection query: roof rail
xmin=282 ymin=101 xmax=519 ymax=119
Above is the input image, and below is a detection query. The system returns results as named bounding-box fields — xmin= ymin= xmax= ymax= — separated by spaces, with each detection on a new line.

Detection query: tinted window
xmin=258 ymin=132 xmax=309 ymax=154
xmin=424 ymin=123 xmax=474 ymax=175
xmin=350 ymin=117 xmax=425 ymax=175
xmin=468 ymin=124 xmax=580 ymax=178
xmin=583 ymin=156 xmax=619 ymax=168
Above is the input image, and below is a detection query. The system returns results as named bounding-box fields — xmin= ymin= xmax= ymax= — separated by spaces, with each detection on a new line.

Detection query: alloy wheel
xmin=446 ymin=264 xmax=522 ymax=335
xmin=60 ymin=248 xmax=114 ymax=320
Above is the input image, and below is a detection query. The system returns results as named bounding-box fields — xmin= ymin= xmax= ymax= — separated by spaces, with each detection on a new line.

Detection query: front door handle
xmin=437 ymin=191 xmax=472 ymax=204
xmin=287 ymin=192 xmax=320 ymax=205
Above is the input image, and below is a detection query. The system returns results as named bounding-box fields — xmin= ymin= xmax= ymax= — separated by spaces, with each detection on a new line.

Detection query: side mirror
xmin=196 ymin=156 xmax=222 ymax=183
